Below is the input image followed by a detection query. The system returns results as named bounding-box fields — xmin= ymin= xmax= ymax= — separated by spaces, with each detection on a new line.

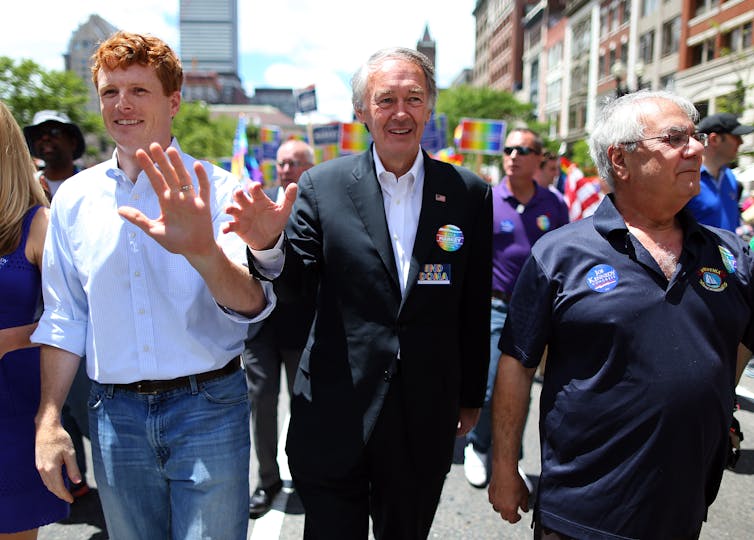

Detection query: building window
xmin=547 ymin=79 xmax=561 ymax=107
xmin=691 ymin=38 xmax=716 ymax=64
xmin=639 ymin=30 xmax=655 ymax=64
xmin=548 ymin=42 xmax=563 ymax=69
xmin=641 ymin=0 xmax=658 ymax=17
xmin=661 ymin=17 xmax=681 ymax=56
xmin=622 ymin=0 xmax=631 ymax=24
xmin=660 ymin=74 xmax=675 ymax=91
xmin=723 ymin=22 xmax=753 ymax=54
xmin=694 ymin=0 xmax=720 ymax=18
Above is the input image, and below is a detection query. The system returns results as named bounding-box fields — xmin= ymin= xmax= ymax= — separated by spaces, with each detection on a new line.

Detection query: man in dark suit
xmin=225 ymin=47 xmax=492 ymax=539
xmin=244 ymin=139 xmax=315 ymax=518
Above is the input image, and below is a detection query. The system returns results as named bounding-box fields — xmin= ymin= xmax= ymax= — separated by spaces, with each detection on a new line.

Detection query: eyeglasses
xmin=276 ymin=160 xmax=309 ymax=168
xmin=626 ymin=130 xmax=708 ymax=149
xmin=503 ymin=146 xmax=539 ymax=156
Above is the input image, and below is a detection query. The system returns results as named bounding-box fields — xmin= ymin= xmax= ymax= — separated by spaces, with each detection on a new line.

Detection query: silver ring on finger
xmin=179 ymin=184 xmax=193 ymax=192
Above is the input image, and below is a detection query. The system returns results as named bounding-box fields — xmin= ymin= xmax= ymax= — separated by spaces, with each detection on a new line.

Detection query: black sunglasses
xmin=503 ymin=146 xmax=538 ymax=156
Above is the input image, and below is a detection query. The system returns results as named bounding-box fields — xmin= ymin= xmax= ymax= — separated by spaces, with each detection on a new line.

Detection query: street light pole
xmin=611 ymin=60 xmax=627 ymax=97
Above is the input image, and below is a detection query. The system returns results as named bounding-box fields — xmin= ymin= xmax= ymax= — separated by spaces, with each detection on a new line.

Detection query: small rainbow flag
xmin=314 ymin=144 xmax=340 ymax=164
xmin=456 ymin=118 xmax=506 ymax=155
xmin=339 ymin=122 xmax=371 ymax=153
xmin=261 ymin=159 xmax=277 ymax=189
xmin=231 ymin=114 xmax=249 ymax=181
xmin=260 ymin=126 xmax=281 ymax=144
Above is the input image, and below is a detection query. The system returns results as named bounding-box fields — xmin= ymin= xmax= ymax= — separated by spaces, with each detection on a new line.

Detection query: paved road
xmin=40 ymin=376 xmax=754 ymax=539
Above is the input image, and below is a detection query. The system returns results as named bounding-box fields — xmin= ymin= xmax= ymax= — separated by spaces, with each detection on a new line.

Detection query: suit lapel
xmin=346 ymin=151 xmax=401 ymax=292
xmin=401 ymin=154 xmax=446 ymax=308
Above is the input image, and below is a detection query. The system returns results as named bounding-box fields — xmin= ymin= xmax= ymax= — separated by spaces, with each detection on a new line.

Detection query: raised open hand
xmin=118 ymin=143 xmax=216 ymax=260
xmin=224 ymin=180 xmax=297 ymax=250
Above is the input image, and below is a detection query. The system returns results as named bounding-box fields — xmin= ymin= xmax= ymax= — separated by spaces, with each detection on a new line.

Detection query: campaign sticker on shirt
xmin=585 ymin=264 xmax=619 ymax=293
xmin=536 ymin=215 xmax=551 ymax=232
xmin=500 ymin=219 xmax=515 ymax=233
xmin=719 ymin=246 xmax=737 ymax=274
xmin=418 ymin=263 xmax=451 ymax=285
xmin=436 ymin=224 xmax=464 ymax=252
xmin=698 ymin=267 xmax=727 ymax=292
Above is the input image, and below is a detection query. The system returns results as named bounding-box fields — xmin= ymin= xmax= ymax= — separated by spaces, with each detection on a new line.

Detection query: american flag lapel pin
xmin=435 ymin=193 xmax=446 ymax=203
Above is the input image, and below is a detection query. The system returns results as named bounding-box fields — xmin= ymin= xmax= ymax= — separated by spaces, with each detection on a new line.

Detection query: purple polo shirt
xmin=492 ymin=179 xmax=569 ymax=294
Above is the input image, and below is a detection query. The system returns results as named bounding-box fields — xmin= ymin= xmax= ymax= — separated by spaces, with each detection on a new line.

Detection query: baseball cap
xmin=697 ymin=112 xmax=754 ymax=136
xmin=23 ymin=110 xmax=86 ymax=160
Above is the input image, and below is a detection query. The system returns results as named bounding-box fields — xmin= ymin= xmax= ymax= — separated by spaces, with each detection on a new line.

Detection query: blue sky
xmin=2 ymin=0 xmax=476 ymax=123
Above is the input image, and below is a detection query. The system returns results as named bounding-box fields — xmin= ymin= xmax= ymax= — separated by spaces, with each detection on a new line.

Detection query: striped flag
xmin=231 ymin=114 xmax=249 ymax=181
xmin=561 ymin=156 xmax=603 ymax=221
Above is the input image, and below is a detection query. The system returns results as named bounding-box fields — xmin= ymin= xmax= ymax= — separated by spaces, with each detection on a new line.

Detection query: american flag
xmin=561 ymin=156 xmax=603 ymax=221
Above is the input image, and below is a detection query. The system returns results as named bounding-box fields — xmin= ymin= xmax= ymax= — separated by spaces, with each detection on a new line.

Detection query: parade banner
xmin=339 ymin=122 xmax=371 ymax=154
xmin=260 ymin=126 xmax=282 ymax=160
xmin=312 ymin=123 xmax=341 ymax=146
xmin=314 ymin=144 xmax=340 ymax=164
xmin=421 ymin=112 xmax=448 ymax=153
xmin=295 ymin=85 xmax=318 ymax=114
xmin=456 ymin=118 xmax=506 ymax=155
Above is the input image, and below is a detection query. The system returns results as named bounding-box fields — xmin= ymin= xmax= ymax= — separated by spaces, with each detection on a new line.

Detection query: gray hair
xmin=351 ymin=47 xmax=437 ymax=113
xmin=589 ymin=90 xmax=698 ymax=189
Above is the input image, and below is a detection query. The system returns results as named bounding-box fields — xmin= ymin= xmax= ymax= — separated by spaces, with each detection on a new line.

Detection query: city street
xmin=40 ymin=374 xmax=754 ymax=539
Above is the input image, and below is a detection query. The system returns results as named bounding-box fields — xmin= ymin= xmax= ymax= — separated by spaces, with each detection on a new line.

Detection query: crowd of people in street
xmin=1 ymin=27 xmax=753 ymax=540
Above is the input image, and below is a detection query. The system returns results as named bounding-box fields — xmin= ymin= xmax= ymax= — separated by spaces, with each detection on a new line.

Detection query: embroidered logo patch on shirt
xmin=418 ymin=263 xmax=451 ymax=285
xmin=585 ymin=264 xmax=619 ymax=293
xmin=436 ymin=224 xmax=464 ymax=252
xmin=719 ymin=246 xmax=737 ymax=274
xmin=536 ymin=215 xmax=550 ymax=231
xmin=698 ymin=267 xmax=727 ymax=292
xmin=500 ymin=219 xmax=515 ymax=233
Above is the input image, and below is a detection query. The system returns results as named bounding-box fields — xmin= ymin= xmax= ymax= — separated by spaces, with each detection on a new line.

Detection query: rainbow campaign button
xmin=436 ymin=224 xmax=464 ymax=252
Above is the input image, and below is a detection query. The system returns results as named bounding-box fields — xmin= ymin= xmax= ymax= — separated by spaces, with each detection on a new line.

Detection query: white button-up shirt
xmin=32 ymin=140 xmax=275 ymax=383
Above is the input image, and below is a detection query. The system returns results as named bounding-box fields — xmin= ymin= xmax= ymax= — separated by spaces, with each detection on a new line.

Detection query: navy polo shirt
xmin=500 ymin=195 xmax=754 ymax=540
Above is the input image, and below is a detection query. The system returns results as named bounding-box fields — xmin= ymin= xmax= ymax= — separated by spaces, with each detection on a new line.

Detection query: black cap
xmin=697 ymin=112 xmax=754 ymax=136
xmin=23 ymin=110 xmax=86 ymax=160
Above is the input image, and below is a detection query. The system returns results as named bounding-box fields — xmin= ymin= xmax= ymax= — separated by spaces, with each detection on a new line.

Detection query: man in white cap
xmin=685 ymin=112 xmax=754 ymax=232
xmin=24 ymin=111 xmax=86 ymax=199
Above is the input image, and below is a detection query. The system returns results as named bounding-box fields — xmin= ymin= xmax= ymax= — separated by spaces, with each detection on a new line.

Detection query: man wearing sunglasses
xmin=23 ymin=111 xmax=86 ymax=199
xmin=685 ymin=112 xmax=753 ymax=232
xmin=488 ymin=91 xmax=753 ymax=539
xmin=463 ymin=128 xmax=568 ymax=491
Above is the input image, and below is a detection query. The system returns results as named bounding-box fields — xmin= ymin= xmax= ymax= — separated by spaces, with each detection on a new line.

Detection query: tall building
xmin=65 ymin=14 xmax=119 ymax=113
xmin=417 ymin=24 xmax=436 ymax=67
xmin=179 ymin=0 xmax=246 ymax=104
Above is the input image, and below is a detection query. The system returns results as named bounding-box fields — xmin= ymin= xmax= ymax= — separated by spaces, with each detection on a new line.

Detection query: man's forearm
xmin=35 ymin=346 xmax=82 ymax=426
xmin=491 ymin=353 xmax=536 ymax=472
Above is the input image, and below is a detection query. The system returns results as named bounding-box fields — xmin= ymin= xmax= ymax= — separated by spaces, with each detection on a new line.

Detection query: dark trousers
xmin=292 ymin=380 xmax=447 ymax=540
xmin=242 ymin=323 xmax=300 ymax=488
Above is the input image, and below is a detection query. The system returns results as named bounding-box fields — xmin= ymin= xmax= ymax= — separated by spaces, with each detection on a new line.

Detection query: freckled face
xmin=97 ymin=64 xmax=180 ymax=155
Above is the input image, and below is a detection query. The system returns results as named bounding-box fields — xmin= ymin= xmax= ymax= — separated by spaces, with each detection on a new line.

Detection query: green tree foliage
xmin=435 ymin=85 xmax=536 ymax=135
xmin=570 ymin=139 xmax=597 ymax=176
xmin=0 ymin=56 xmax=103 ymax=155
xmin=171 ymin=101 xmax=240 ymax=161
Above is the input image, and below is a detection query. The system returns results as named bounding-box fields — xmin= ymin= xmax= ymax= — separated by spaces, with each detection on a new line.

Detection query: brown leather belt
xmin=491 ymin=289 xmax=512 ymax=302
xmin=113 ymin=356 xmax=241 ymax=395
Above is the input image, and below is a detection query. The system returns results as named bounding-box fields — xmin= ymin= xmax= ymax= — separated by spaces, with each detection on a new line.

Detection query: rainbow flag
xmin=432 ymin=147 xmax=463 ymax=166
xmin=260 ymin=126 xmax=281 ymax=144
xmin=339 ymin=122 xmax=371 ymax=153
xmin=456 ymin=118 xmax=506 ymax=155
xmin=314 ymin=144 xmax=339 ymax=164
xmin=261 ymin=159 xmax=277 ymax=189
xmin=231 ymin=114 xmax=249 ymax=181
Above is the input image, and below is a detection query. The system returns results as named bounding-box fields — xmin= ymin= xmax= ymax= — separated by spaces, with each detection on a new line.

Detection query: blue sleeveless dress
xmin=0 ymin=205 xmax=69 ymax=532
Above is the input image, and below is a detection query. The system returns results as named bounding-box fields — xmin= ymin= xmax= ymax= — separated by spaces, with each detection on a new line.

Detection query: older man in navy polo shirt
xmin=488 ymin=91 xmax=753 ymax=539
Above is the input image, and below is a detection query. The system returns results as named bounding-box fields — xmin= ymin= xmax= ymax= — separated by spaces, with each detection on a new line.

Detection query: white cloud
xmin=3 ymin=0 xmax=475 ymax=122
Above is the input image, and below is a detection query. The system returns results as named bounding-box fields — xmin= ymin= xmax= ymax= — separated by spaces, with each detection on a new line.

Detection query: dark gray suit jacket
xmin=267 ymin=148 xmax=492 ymax=479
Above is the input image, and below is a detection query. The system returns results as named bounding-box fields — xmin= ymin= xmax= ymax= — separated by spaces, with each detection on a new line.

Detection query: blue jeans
xmin=467 ymin=298 xmax=508 ymax=453
xmin=88 ymin=370 xmax=250 ymax=540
